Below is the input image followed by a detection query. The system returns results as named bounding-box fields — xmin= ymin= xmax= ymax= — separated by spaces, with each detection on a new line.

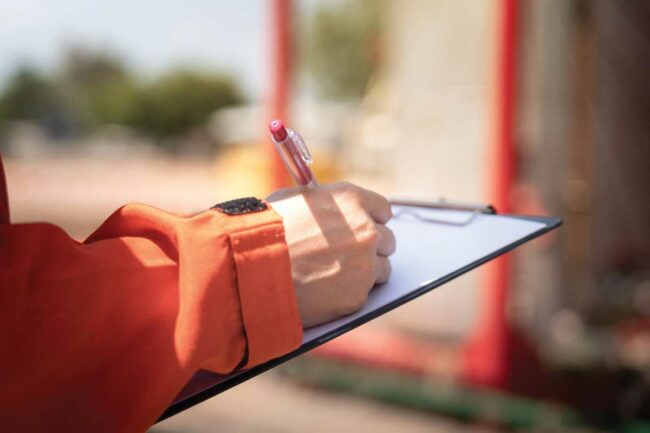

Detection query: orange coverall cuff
xmin=229 ymin=211 xmax=303 ymax=368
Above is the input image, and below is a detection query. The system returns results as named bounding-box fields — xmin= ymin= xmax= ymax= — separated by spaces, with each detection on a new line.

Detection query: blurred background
xmin=2 ymin=0 xmax=649 ymax=431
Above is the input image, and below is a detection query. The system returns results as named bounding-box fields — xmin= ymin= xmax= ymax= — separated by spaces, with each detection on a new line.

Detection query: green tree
xmin=0 ymin=66 xmax=64 ymax=121
xmin=59 ymin=47 xmax=140 ymax=129
xmin=304 ymin=0 xmax=384 ymax=99
xmin=0 ymin=66 xmax=73 ymax=137
xmin=132 ymin=70 xmax=242 ymax=138
xmin=0 ymin=48 xmax=243 ymax=143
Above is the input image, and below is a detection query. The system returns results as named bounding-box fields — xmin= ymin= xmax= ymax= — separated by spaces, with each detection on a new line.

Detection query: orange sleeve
xmin=0 ymin=202 xmax=303 ymax=432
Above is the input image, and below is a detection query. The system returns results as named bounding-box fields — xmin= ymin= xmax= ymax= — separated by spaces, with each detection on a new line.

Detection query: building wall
xmin=385 ymin=0 xmax=496 ymax=202
xmin=356 ymin=0 xmax=498 ymax=338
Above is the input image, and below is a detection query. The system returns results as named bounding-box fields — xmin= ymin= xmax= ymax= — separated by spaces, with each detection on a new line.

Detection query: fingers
xmin=362 ymin=188 xmax=392 ymax=224
xmin=375 ymin=256 xmax=392 ymax=285
xmin=376 ymin=223 xmax=396 ymax=257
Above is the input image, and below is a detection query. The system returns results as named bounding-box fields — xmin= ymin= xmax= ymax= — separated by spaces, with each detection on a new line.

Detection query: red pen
xmin=269 ymin=119 xmax=318 ymax=188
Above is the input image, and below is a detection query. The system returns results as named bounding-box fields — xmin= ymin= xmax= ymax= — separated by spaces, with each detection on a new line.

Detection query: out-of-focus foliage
xmin=59 ymin=48 xmax=141 ymax=130
xmin=0 ymin=66 xmax=73 ymax=136
xmin=0 ymin=47 xmax=242 ymax=141
xmin=133 ymin=70 xmax=241 ymax=138
xmin=304 ymin=0 xmax=383 ymax=100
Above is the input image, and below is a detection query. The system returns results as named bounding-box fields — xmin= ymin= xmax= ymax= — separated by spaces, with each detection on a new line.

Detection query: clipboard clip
xmin=389 ymin=197 xmax=497 ymax=226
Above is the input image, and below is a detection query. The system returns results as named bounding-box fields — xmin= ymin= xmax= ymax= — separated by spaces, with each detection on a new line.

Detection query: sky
xmin=0 ymin=0 xmax=315 ymax=101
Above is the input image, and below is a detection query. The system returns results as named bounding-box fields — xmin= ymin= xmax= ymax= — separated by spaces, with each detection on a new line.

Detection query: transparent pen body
xmin=271 ymin=128 xmax=318 ymax=188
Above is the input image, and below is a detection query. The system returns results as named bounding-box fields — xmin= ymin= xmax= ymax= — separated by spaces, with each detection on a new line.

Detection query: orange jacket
xmin=0 ymin=155 xmax=303 ymax=432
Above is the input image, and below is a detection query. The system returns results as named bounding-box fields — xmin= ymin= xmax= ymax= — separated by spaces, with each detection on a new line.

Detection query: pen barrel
xmin=272 ymin=138 xmax=316 ymax=187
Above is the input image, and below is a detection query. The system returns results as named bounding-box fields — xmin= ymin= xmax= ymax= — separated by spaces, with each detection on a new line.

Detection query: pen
xmin=269 ymin=119 xmax=318 ymax=188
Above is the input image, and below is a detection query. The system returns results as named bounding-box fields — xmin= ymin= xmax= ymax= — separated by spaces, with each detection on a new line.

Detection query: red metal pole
xmin=268 ymin=0 xmax=292 ymax=189
xmin=462 ymin=0 xmax=518 ymax=389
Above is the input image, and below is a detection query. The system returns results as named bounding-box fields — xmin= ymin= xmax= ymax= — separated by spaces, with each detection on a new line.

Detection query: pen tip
xmin=269 ymin=119 xmax=288 ymax=141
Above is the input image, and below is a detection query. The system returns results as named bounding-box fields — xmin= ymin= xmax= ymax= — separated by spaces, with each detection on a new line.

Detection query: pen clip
xmin=287 ymin=128 xmax=313 ymax=165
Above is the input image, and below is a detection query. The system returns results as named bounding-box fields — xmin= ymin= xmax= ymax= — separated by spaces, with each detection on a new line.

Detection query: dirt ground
xmin=151 ymin=371 xmax=499 ymax=433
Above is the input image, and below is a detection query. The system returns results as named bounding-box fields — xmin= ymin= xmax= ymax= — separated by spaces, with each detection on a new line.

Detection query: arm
xmin=0 ymin=201 xmax=301 ymax=433
xmin=0 ymin=181 xmax=395 ymax=433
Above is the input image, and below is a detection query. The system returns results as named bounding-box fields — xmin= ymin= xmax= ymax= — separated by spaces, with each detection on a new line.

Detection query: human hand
xmin=267 ymin=182 xmax=396 ymax=328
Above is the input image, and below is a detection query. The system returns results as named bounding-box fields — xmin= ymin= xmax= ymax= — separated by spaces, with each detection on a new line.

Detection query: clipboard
xmin=158 ymin=199 xmax=561 ymax=422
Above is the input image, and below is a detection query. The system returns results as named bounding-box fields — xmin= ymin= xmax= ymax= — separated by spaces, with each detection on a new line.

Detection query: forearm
xmin=0 ymin=201 xmax=302 ymax=432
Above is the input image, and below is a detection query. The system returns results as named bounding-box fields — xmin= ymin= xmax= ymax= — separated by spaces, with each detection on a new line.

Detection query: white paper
xmin=302 ymin=206 xmax=546 ymax=343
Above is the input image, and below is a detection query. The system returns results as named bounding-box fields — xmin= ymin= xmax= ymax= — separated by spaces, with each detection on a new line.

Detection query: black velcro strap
xmin=212 ymin=197 xmax=267 ymax=216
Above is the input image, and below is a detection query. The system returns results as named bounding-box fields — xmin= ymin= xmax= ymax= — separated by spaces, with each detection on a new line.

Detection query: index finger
xmin=362 ymin=188 xmax=392 ymax=224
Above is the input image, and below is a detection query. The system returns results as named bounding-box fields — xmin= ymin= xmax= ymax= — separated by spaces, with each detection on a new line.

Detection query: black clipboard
xmin=158 ymin=200 xmax=561 ymax=422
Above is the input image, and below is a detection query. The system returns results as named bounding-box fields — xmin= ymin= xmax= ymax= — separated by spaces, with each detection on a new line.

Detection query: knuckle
xmin=339 ymin=182 xmax=363 ymax=200
xmin=367 ymin=222 xmax=381 ymax=241
xmin=376 ymin=198 xmax=392 ymax=223
xmin=335 ymin=180 xmax=354 ymax=191
xmin=360 ymin=222 xmax=380 ymax=250
xmin=385 ymin=227 xmax=396 ymax=252
xmin=383 ymin=200 xmax=393 ymax=220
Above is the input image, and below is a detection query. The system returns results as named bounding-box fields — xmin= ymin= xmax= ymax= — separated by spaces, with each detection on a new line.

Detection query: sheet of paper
xmin=302 ymin=206 xmax=546 ymax=343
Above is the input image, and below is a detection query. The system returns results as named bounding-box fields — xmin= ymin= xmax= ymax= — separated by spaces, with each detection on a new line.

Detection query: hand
xmin=267 ymin=182 xmax=396 ymax=328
